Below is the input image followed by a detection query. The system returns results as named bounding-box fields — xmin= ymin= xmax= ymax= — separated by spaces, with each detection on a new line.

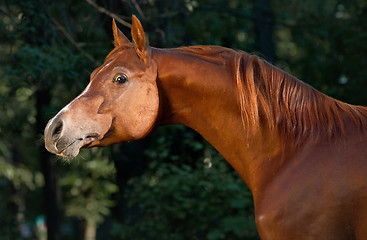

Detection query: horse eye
xmin=113 ymin=74 xmax=128 ymax=84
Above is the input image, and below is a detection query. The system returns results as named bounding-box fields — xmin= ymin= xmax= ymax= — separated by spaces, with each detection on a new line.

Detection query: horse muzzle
xmin=44 ymin=115 xmax=101 ymax=158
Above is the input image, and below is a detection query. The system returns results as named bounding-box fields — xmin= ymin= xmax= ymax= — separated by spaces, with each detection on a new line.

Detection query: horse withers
xmin=44 ymin=16 xmax=367 ymax=239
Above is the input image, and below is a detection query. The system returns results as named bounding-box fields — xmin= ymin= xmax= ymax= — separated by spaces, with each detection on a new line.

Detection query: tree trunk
xmin=36 ymin=83 xmax=61 ymax=240
xmin=84 ymin=219 xmax=97 ymax=240
xmin=111 ymin=140 xmax=147 ymax=222
xmin=254 ymin=0 xmax=276 ymax=63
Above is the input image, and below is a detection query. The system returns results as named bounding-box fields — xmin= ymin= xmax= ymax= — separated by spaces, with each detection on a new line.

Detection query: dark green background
xmin=1 ymin=0 xmax=366 ymax=239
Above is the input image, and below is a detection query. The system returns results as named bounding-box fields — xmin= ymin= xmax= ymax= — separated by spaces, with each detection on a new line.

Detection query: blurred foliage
xmin=111 ymin=147 xmax=257 ymax=240
xmin=0 ymin=0 xmax=366 ymax=239
xmin=274 ymin=0 xmax=367 ymax=104
xmin=60 ymin=149 xmax=118 ymax=225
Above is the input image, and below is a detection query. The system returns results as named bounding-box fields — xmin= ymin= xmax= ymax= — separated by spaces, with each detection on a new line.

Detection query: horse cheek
xmin=122 ymin=82 xmax=159 ymax=140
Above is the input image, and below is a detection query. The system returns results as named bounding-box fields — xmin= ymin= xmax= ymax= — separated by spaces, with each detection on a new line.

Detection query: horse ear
xmin=112 ymin=19 xmax=130 ymax=47
xmin=131 ymin=15 xmax=149 ymax=61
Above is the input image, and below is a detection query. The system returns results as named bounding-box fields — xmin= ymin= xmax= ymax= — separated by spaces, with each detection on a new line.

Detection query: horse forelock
xmin=233 ymin=52 xmax=367 ymax=143
xmin=105 ymin=44 xmax=134 ymax=61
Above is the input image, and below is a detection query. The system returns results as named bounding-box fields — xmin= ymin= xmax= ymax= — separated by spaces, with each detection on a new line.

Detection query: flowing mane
xmin=233 ymin=51 xmax=367 ymax=142
xmin=172 ymin=45 xmax=367 ymax=142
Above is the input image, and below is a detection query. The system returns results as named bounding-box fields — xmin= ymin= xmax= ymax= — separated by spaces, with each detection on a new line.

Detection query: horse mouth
xmin=56 ymin=134 xmax=99 ymax=158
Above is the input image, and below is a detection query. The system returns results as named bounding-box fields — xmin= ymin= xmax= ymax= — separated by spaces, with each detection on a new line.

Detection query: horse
xmin=44 ymin=15 xmax=367 ymax=239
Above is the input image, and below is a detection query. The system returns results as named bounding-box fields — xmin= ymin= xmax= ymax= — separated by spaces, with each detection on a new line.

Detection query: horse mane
xmin=233 ymin=51 xmax=367 ymax=142
xmin=174 ymin=45 xmax=233 ymax=65
xmin=172 ymin=45 xmax=367 ymax=142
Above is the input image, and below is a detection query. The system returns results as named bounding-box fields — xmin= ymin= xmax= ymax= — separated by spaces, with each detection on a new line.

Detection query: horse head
xmin=44 ymin=16 xmax=159 ymax=157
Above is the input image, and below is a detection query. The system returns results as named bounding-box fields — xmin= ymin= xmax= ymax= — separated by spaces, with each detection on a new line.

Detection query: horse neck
xmin=152 ymin=46 xmax=367 ymax=194
xmin=151 ymin=47 xmax=283 ymax=191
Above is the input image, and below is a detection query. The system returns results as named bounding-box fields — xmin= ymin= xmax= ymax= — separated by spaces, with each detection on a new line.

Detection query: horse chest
xmin=253 ymin=140 xmax=367 ymax=240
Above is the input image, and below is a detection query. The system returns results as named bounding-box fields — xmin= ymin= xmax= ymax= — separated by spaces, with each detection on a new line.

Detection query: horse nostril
xmin=52 ymin=119 xmax=63 ymax=140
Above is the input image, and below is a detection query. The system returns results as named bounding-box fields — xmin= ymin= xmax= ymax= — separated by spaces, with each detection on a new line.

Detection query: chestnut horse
xmin=44 ymin=16 xmax=367 ymax=239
